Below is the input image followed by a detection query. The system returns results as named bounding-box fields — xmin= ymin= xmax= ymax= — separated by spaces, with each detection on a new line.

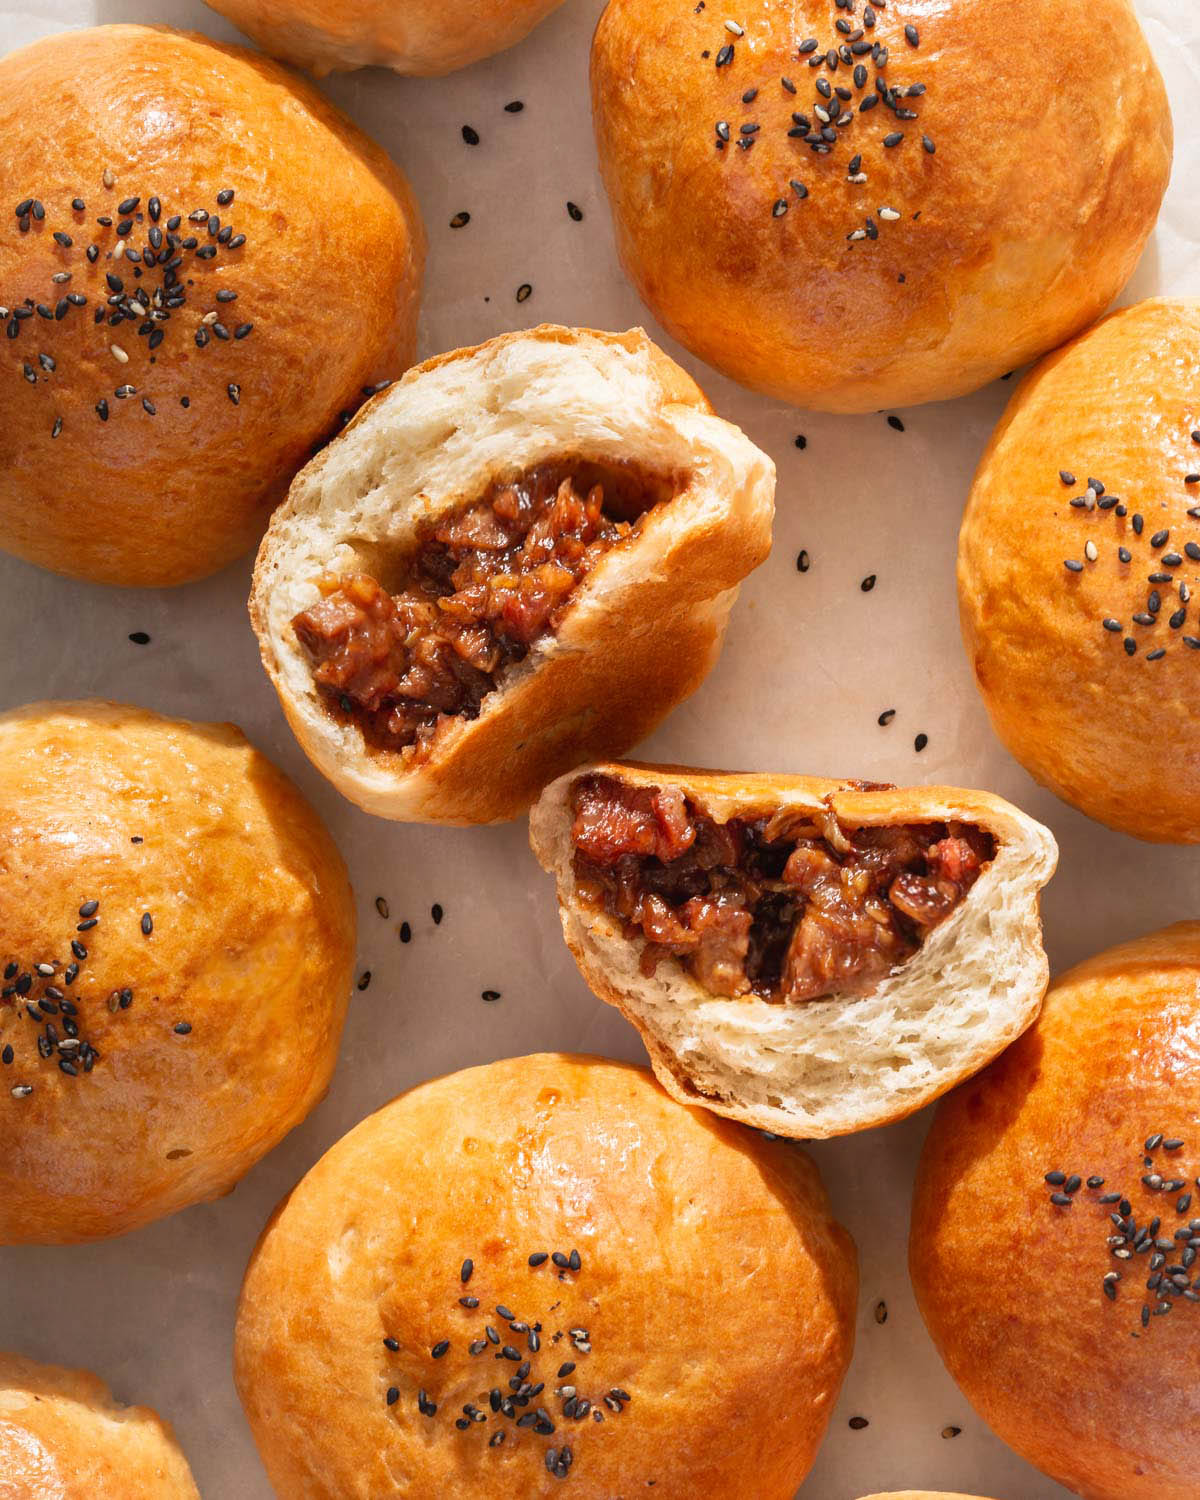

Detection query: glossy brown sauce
xmin=571 ymin=774 xmax=995 ymax=1002
xmin=293 ymin=462 xmax=674 ymax=752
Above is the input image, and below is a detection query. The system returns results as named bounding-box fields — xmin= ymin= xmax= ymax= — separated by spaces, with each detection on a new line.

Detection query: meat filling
xmin=291 ymin=463 xmax=670 ymax=752
xmin=570 ymin=775 xmax=995 ymax=1003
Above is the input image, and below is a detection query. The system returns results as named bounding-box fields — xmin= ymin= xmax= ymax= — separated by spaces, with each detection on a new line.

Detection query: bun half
xmin=250 ymin=327 xmax=775 ymax=823
xmin=531 ymin=763 xmax=1057 ymax=1138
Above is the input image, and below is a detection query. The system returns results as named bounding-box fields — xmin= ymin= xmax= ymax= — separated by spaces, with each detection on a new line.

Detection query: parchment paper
xmin=0 ymin=1 xmax=1197 ymax=1494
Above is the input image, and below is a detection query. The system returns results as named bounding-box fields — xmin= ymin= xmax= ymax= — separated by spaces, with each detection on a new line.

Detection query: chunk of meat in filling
xmin=292 ymin=466 xmax=656 ymax=752
xmin=570 ymin=775 xmax=995 ymax=1002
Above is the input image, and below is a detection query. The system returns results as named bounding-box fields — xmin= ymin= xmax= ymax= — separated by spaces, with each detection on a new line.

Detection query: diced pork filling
xmin=292 ymin=464 xmax=665 ymax=751
xmin=570 ymin=775 xmax=995 ymax=1003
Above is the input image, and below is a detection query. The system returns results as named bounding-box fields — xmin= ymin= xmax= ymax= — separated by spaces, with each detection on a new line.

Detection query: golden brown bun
xmin=0 ymin=1351 xmax=198 ymax=1498
xmin=0 ymin=700 xmax=356 ymax=1244
xmin=0 ymin=25 xmax=424 ymax=587
xmin=531 ymin=762 xmax=1056 ymax=1138
xmin=235 ymin=1053 xmax=857 ymax=1498
xmin=911 ymin=923 xmax=1200 ymax=1500
xmin=206 ymin=0 xmax=565 ymax=75
xmin=591 ymin=0 xmax=1170 ymax=413
xmin=250 ymin=326 xmax=776 ymax=824
xmin=959 ymin=298 xmax=1200 ymax=843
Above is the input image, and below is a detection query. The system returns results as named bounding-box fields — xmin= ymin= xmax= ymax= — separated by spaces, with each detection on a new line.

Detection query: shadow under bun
xmin=235 ymin=1052 xmax=857 ymax=1498
xmin=591 ymin=0 xmax=1170 ymax=412
xmin=0 ymin=1350 xmax=198 ymax=1497
xmin=0 ymin=24 xmax=424 ymax=587
xmin=530 ymin=762 xmax=1057 ymax=1139
xmin=960 ymin=297 xmax=1200 ymax=844
xmin=250 ymin=326 xmax=776 ymax=824
xmin=0 ymin=699 xmax=356 ymax=1244
xmin=912 ymin=922 xmax=1200 ymax=1500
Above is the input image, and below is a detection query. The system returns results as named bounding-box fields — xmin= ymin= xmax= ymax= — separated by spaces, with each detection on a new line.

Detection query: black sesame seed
xmin=481 ymin=989 xmax=501 ymax=1002
xmin=173 ymin=1021 xmax=192 ymax=1035
xmin=887 ymin=414 xmax=904 ymax=432
xmin=431 ymin=1340 xmax=450 ymax=1359
xmin=141 ymin=912 xmax=153 ymax=935
xmin=516 ymin=284 xmax=532 ymax=304
xmin=461 ymin=1258 xmax=474 ymax=1284
xmin=914 ymin=732 xmax=928 ymax=752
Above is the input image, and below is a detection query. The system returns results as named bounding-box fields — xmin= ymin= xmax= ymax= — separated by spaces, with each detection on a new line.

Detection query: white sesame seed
xmin=102 ymin=167 xmax=115 ymax=189
xmin=110 ymin=344 xmax=129 ymax=364
xmin=113 ymin=240 xmax=125 ymax=260
xmin=11 ymin=1085 xmax=32 ymax=1098
xmin=1085 ymin=540 xmax=1098 ymax=562
xmin=879 ymin=206 xmax=901 ymax=221
xmin=202 ymin=311 xmax=219 ymax=325
xmin=848 ymin=228 xmax=868 ymax=240
xmin=848 ymin=172 xmax=868 ymax=184
xmin=724 ymin=19 xmax=744 ymax=33
xmin=129 ymin=301 xmax=147 ymax=317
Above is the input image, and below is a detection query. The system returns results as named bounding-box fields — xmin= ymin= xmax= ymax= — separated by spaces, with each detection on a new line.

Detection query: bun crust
xmin=206 ymin=0 xmax=565 ymax=76
xmin=591 ymin=0 xmax=1170 ymax=412
xmin=0 ymin=700 xmax=356 ymax=1244
xmin=249 ymin=326 xmax=776 ymax=824
xmin=530 ymin=762 xmax=1057 ymax=1138
xmin=0 ymin=1351 xmax=198 ymax=1498
xmin=912 ymin=923 xmax=1200 ymax=1500
xmin=235 ymin=1052 xmax=857 ymax=1499
xmin=0 ymin=25 xmax=424 ymax=587
xmin=959 ymin=298 xmax=1200 ymax=843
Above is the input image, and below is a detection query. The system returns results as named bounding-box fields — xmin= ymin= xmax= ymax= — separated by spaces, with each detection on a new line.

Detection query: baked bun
xmin=235 ymin=1053 xmax=856 ymax=1498
xmin=530 ymin=763 xmax=1057 ymax=1138
xmin=206 ymin=0 xmax=565 ymax=76
xmin=0 ymin=1351 xmax=198 ymax=1498
xmin=912 ymin=923 xmax=1200 ymax=1500
xmin=0 ymin=700 xmax=356 ymax=1244
xmin=0 ymin=25 xmax=424 ymax=588
xmin=249 ymin=326 xmax=775 ymax=825
xmin=591 ymin=0 xmax=1170 ymax=413
xmin=959 ymin=298 xmax=1200 ymax=843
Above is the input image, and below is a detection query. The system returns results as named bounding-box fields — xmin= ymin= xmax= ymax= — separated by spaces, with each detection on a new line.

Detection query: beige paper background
xmin=0 ymin=1 xmax=1197 ymax=1494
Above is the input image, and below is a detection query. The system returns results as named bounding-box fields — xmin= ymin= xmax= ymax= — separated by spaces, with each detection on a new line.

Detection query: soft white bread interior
xmin=249 ymin=326 xmax=775 ymax=824
xmin=530 ymin=764 xmax=1058 ymax=1138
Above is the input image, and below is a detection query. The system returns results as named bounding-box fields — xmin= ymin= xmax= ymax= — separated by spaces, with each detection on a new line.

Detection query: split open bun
xmin=530 ymin=763 xmax=1057 ymax=1138
xmin=250 ymin=327 xmax=775 ymax=824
